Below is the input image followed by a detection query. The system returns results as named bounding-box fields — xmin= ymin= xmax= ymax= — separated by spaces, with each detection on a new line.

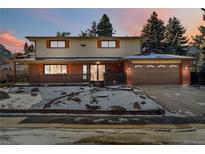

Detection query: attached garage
xmin=124 ymin=54 xmax=194 ymax=85
xmin=131 ymin=64 xmax=180 ymax=84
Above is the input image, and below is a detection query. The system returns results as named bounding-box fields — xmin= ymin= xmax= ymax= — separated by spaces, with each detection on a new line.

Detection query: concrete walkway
xmin=1 ymin=116 xmax=205 ymax=144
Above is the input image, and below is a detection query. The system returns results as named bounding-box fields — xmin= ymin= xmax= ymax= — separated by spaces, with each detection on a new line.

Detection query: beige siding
xmin=35 ymin=38 xmax=141 ymax=58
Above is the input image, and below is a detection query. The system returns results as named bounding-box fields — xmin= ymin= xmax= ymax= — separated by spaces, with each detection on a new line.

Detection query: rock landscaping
xmin=0 ymin=86 xmax=164 ymax=113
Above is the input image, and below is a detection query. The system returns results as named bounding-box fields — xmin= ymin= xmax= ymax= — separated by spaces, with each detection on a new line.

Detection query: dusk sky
xmin=0 ymin=8 xmax=204 ymax=52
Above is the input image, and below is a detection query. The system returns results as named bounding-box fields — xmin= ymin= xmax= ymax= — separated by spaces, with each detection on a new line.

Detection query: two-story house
xmin=14 ymin=36 xmax=193 ymax=85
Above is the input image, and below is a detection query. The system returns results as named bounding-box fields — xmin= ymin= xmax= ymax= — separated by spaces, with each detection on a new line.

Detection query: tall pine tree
xmin=192 ymin=8 xmax=205 ymax=72
xmin=141 ymin=11 xmax=166 ymax=54
xmin=88 ymin=21 xmax=98 ymax=36
xmin=97 ymin=14 xmax=114 ymax=36
xmin=80 ymin=21 xmax=98 ymax=37
xmin=165 ymin=17 xmax=188 ymax=55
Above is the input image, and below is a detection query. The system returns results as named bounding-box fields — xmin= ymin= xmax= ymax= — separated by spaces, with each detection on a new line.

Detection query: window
xmin=158 ymin=65 xmax=166 ymax=68
xmin=101 ymin=40 xmax=116 ymax=48
xmin=134 ymin=65 xmax=143 ymax=68
xmin=169 ymin=65 xmax=178 ymax=68
xmin=50 ymin=41 xmax=65 ymax=48
xmin=44 ymin=65 xmax=67 ymax=74
xmin=83 ymin=65 xmax=88 ymax=80
xmin=146 ymin=65 xmax=154 ymax=68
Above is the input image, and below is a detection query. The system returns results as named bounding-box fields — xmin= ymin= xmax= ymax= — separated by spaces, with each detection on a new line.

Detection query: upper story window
xmin=101 ymin=40 xmax=116 ymax=48
xmin=98 ymin=40 xmax=120 ymax=48
xmin=50 ymin=40 xmax=66 ymax=48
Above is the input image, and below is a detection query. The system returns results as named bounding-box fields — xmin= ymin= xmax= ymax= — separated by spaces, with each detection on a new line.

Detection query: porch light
xmin=96 ymin=61 xmax=100 ymax=64
xmin=184 ymin=66 xmax=188 ymax=70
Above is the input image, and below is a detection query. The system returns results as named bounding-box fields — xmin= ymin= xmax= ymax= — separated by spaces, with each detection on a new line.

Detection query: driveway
xmin=139 ymin=85 xmax=205 ymax=116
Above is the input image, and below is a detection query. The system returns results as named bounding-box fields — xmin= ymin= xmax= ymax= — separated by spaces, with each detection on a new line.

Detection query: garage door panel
xmin=131 ymin=64 xmax=179 ymax=85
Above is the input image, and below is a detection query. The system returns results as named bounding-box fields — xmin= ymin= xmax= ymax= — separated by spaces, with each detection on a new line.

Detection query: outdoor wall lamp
xmin=184 ymin=66 xmax=188 ymax=70
xmin=96 ymin=61 xmax=100 ymax=64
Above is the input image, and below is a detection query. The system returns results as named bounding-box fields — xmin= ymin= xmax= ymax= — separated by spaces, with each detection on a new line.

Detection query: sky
xmin=0 ymin=8 xmax=204 ymax=52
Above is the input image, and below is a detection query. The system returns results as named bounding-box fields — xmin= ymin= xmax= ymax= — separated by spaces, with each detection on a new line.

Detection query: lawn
xmin=0 ymin=85 xmax=162 ymax=111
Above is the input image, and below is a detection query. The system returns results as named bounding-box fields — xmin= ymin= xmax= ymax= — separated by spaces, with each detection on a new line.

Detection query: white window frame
xmin=44 ymin=65 xmax=67 ymax=74
xmin=158 ymin=65 xmax=166 ymax=68
xmin=101 ymin=40 xmax=116 ymax=48
xmin=146 ymin=65 xmax=154 ymax=68
xmin=134 ymin=65 xmax=143 ymax=68
xmin=50 ymin=40 xmax=66 ymax=48
xmin=169 ymin=65 xmax=178 ymax=68
xmin=83 ymin=65 xmax=88 ymax=80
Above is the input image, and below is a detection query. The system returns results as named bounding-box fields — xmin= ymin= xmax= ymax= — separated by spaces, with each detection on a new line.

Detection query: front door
xmin=90 ymin=65 xmax=105 ymax=81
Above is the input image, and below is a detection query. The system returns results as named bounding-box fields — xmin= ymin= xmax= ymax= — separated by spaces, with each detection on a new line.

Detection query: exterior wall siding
xmin=35 ymin=38 xmax=141 ymax=58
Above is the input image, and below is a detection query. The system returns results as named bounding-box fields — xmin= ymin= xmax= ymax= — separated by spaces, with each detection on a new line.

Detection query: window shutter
xmin=65 ymin=40 xmax=69 ymax=48
xmin=39 ymin=64 xmax=44 ymax=75
xmin=97 ymin=40 xmax=101 ymax=48
xmin=46 ymin=40 xmax=50 ymax=48
xmin=116 ymin=40 xmax=120 ymax=48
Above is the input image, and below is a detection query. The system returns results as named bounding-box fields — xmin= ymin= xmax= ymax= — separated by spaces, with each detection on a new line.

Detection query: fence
xmin=191 ymin=72 xmax=205 ymax=85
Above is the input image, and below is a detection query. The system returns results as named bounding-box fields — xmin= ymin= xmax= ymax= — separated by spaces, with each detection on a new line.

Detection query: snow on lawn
xmin=0 ymin=93 xmax=42 ymax=109
xmin=0 ymin=86 xmax=162 ymax=111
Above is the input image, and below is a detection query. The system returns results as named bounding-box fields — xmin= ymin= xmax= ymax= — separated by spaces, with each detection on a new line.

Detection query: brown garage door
xmin=131 ymin=64 xmax=180 ymax=84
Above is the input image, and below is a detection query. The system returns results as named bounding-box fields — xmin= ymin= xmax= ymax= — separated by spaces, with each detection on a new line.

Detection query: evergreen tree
xmin=97 ymin=14 xmax=114 ymax=36
xmin=88 ymin=21 xmax=98 ymax=36
xmin=27 ymin=44 xmax=35 ymax=53
xmin=165 ymin=17 xmax=188 ymax=55
xmin=24 ymin=42 xmax=28 ymax=53
xmin=79 ymin=21 xmax=97 ymax=37
xmin=141 ymin=11 xmax=166 ymax=54
xmin=192 ymin=9 xmax=205 ymax=72
xmin=79 ymin=30 xmax=89 ymax=37
xmin=56 ymin=31 xmax=71 ymax=37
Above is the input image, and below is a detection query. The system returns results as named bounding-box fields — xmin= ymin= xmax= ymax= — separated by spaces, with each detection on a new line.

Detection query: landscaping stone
xmin=31 ymin=88 xmax=39 ymax=96
xmin=109 ymin=106 xmax=126 ymax=111
xmin=31 ymin=92 xmax=38 ymax=96
xmin=133 ymin=102 xmax=141 ymax=109
xmin=72 ymin=97 xmax=81 ymax=102
xmin=85 ymin=104 xmax=101 ymax=110
xmin=15 ymin=90 xmax=25 ymax=93
xmin=141 ymin=101 xmax=146 ymax=105
xmin=140 ymin=95 xmax=146 ymax=99
xmin=31 ymin=87 xmax=39 ymax=92
xmin=97 ymin=95 xmax=108 ymax=98
xmin=61 ymin=92 xmax=67 ymax=95
xmin=0 ymin=90 xmax=10 ymax=99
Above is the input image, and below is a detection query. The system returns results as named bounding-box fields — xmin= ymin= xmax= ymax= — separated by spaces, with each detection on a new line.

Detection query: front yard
xmin=0 ymin=85 xmax=162 ymax=112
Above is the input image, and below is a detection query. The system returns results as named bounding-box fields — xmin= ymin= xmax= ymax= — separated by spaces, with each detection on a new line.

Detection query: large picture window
xmin=101 ymin=40 xmax=116 ymax=48
xmin=44 ymin=65 xmax=67 ymax=74
xmin=50 ymin=41 xmax=65 ymax=48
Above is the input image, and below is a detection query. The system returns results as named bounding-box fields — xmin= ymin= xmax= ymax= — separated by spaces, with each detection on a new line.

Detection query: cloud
xmin=0 ymin=31 xmax=25 ymax=52
xmin=110 ymin=8 xmax=201 ymax=39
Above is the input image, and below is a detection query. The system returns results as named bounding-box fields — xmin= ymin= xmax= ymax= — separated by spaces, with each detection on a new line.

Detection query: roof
xmin=123 ymin=54 xmax=194 ymax=60
xmin=15 ymin=57 xmax=121 ymax=63
xmin=15 ymin=54 xmax=194 ymax=63
xmin=25 ymin=36 xmax=141 ymax=40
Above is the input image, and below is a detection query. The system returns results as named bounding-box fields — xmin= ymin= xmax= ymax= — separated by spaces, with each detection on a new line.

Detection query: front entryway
xmin=90 ymin=65 xmax=105 ymax=81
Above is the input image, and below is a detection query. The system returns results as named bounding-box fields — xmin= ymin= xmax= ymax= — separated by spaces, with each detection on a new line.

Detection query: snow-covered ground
xmin=0 ymin=86 xmax=162 ymax=111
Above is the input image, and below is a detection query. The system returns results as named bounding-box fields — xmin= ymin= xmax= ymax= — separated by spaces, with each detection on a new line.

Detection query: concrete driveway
xmin=139 ymin=85 xmax=205 ymax=116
